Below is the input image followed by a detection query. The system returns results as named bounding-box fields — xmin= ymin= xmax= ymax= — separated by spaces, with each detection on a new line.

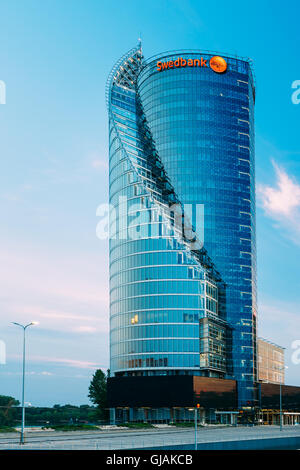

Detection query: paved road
xmin=1 ymin=425 xmax=300 ymax=450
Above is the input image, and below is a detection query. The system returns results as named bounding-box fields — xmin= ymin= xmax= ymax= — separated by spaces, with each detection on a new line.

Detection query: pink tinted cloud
xmin=0 ymin=242 xmax=109 ymax=333
xmin=257 ymin=161 xmax=300 ymax=242
xmin=9 ymin=353 xmax=103 ymax=370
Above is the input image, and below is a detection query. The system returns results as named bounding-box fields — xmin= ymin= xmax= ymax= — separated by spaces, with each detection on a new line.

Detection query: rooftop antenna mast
xmin=138 ymin=33 xmax=142 ymax=54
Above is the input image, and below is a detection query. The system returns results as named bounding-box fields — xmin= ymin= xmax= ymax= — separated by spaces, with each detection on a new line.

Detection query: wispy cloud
xmin=258 ymin=300 xmax=300 ymax=344
xmin=2 ymin=370 xmax=54 ymax=376
xmin=258 ymin=299 xmax=300 ymax=386
xmin=2 ymin=183 xmax=33 ymax=202
xmin=0 ymin=242 xmax=109 ymax=333
xmin=71 ymin=326 xmax=98 ymax=333
xmin=257 ymin=160 xmax=300 ymax=244
xmin=91 ymin=159 xmax=108 ymax=170
xmin=8 ymin=353 xmax=104 ymax=370
xmin=29 ymin=355 xmax=102 ymax=370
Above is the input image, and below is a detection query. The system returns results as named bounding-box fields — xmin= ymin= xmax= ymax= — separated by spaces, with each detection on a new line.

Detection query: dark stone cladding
xmin=107 ymin=375 xmax=237 ymax=409
xmin=259 ymin=382 xmax=300 ymax=411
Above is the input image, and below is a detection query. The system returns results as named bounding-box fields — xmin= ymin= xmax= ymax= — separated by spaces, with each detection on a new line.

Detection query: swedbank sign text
xmin=157 ymin=56 xmax=227 ymax=74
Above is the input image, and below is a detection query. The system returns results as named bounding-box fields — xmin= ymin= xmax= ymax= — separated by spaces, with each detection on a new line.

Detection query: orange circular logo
xmin=210 ymin=56 xmax=227 ymax=73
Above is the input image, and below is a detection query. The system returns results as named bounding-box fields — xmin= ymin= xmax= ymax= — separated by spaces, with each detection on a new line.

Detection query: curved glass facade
xmin=108 ymin=46 xmax=257 ymax=406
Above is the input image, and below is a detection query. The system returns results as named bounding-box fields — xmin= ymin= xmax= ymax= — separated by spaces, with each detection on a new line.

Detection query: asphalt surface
xmin=1 ymin=425 xmax=300 ymax=450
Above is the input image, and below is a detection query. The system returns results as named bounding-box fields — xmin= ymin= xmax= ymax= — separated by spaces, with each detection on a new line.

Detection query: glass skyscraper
xmin=108 ymin=44 xmax=257 ymax=406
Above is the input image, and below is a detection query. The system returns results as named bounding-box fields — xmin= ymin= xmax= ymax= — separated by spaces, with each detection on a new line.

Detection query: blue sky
xmin=0 ymin=0 xmax=299 ymax=406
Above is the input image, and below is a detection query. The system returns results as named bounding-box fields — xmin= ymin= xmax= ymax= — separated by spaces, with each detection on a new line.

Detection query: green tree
xmin=0 ymin=395 xmax=20 ymax=427
xmin=88 ymin=369 xmax=108 ymax=419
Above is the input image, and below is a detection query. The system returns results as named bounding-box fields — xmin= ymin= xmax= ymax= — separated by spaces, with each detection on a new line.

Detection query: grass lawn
xmin=0 ymin=426 xmax=17 ymax=433
xmin=43 ymin=424 xmax=100 ymax=431
xmin=117 ymin=422 xmax=154 ymax=429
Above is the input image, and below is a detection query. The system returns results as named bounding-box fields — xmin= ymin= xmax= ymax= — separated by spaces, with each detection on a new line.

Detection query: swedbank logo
xmin=209 ymin=56 xmax=227 ymax=73
xmin=157 ymin=55 xmax=227 ymax=74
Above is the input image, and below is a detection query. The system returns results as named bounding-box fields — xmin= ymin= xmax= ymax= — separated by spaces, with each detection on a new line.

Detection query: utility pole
xmin=12 ymin=322 xmax=38 ymax=444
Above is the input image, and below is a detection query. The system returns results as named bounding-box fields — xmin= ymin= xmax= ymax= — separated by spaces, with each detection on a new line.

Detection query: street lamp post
xmin=189 ymin=405 xmax=199 ymax=450
xmin=279 ymin=365 xmax=288 ymax=431
xmin=12 ymin=322 xmax=38 ymax=445
xmin=194 ymin=403 xmax=201 ymax=450
xmin=279 ymin=379 xmax=282 ymax=431
xmin=194 ymin=407 xmax=197 ymax=450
